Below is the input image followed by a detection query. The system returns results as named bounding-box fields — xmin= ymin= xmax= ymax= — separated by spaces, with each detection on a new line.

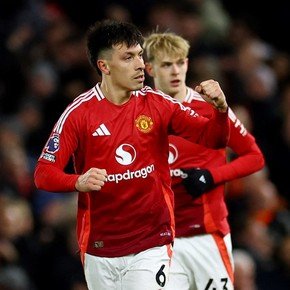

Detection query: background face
xmin=150 ymin=55 xmax=188 ymax=97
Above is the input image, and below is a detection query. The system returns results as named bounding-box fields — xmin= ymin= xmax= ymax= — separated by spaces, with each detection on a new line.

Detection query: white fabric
xmin=166 ymin=234 xmax=234 ymax=290
xmin=84 ymin=244 xmax=172 ymax=290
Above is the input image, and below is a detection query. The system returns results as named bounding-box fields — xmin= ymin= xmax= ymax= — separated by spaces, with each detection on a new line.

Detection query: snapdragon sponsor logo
xmin=168 ymin=143 xmax=188 ymax=178
xmin=106 ymin=143 xmax=155 ymax=183
xmin=115 ymin=144 xmax=136 ymax=165
xmin=168 ymin=143 xmax=178 ymax=164
xmin=170 ymin=168 xmax=188 ymax=179
xmin=106 ymin=164 xmax=155 ymax=183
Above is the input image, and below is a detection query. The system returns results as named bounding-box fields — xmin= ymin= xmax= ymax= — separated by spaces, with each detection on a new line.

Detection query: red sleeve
xmin=170 ymin=103 xmax=230 ymax=149
xmin=34 ymin=105 xmax=80 ymax=192
xmin=34 ymin=162 xmax=79 ymax=192
xmin=209 ymin=109 xmax=265 ymax=184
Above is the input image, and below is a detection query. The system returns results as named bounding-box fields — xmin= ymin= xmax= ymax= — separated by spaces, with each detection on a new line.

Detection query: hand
xmin=182 ymin=168 xmax=214 ymax=198
xmin=75 ymin=168 xmax=107 ymax=192
xmin=195 ymin=79 xmax=228 ymax=112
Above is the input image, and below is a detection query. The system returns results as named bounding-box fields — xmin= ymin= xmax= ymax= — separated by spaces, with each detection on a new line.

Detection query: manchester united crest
xmin=135 ymin=115 xmax=153 ymax=133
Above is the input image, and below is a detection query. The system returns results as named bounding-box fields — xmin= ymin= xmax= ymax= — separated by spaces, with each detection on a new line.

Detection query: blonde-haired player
xmin=144 ymin=32 xmax=264 ymax=290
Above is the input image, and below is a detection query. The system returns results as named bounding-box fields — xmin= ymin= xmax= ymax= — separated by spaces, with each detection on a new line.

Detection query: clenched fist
xmin=75 ymin=168 xmax=107 ymax=192
xmin=195 ymin=79 xmax=228 ymax=113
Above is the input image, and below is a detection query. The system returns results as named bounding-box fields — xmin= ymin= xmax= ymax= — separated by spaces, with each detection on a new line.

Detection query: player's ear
xmin=97 ymin=60 xmax=110 ymax=75
xmin=145 ymin=62 xmax=155 ymax=77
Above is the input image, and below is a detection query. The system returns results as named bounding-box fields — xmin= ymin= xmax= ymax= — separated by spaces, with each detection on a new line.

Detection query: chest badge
xmin=135 ymin=115 xmax=153 ymax=133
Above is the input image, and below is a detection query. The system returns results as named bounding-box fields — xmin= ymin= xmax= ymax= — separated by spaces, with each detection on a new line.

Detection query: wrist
xmin=217 ymin=104 xmax=228 ymax=113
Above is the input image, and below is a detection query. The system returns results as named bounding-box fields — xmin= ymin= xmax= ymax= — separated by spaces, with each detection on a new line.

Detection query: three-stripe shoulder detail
xmin=184 ymin=87 xmax=204 ymax=103
xmin=94 ymin=84 xmax=106 ymax=101
xmin=54 ymin=88 xmax=97 ymax=134
xmin=154 ymin=89 xmax=196 ymax=114
xmin=133 ymin=85 xmax=154 ymax=96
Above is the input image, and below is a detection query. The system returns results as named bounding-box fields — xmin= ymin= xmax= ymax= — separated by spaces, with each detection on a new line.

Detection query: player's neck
xmin=172 ymin=85 xmax=187 ymax=103
xmin=100 ymin=81 xmax=131 ymax=105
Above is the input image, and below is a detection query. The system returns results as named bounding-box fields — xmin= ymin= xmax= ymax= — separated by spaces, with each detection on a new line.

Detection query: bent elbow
xmin=251 ymin=152 xmax=266 ymax=172
xmin=258 ymin=153 xmax=266 ymax=170
xmin=33 ymin=163 xmax=46 ymax=190
xmin=214 ymin=134 xmax=230 ymax=149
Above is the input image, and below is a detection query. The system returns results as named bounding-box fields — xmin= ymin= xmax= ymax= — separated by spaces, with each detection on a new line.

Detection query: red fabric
xmin=169 ymin=87 xmax=265 ymax=237
xmin=34 ymin=84 xmax=230 ymax=257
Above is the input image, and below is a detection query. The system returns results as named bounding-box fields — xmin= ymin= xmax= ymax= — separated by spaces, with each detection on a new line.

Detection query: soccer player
xmin=34 ymin=20 xmax=230 ymax=290
xmin=143 ymin=32 xmax=265 ymax=290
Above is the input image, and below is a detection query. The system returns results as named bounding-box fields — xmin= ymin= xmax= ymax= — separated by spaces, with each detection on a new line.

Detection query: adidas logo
xmin=199 ymin=175 xmax=206 ymax=184
xmin=92 ymin=124 xmax=111 ymax=136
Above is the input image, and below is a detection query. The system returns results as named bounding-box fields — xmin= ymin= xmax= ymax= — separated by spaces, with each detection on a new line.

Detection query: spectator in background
xmin=233 ymin=249 xmax=258 ymax=290
xmin=0 ymin=195 xmax=36 ymax=290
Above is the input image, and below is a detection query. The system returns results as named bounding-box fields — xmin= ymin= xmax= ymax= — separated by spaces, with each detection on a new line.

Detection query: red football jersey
xmin=34 ymin=84 xmax=229 ymax=257
xmin=169 ymin=87 xmax=265 ymax=237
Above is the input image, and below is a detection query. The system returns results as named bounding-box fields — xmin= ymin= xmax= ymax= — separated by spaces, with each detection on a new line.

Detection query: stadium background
xmin=0 ymin=1 xmax=289 ymax=289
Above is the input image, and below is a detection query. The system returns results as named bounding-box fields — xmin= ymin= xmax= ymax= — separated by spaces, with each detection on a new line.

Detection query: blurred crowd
xmin=0 ymin=1 xmax=289 ymax=289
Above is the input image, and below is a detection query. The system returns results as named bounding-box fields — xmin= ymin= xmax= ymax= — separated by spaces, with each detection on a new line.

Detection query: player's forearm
xmin=210 ymin=149 xmax=265 ymax=184
xmin=197 ymin=109 xmax=230 ymax=149
xmin=34 ymin=162 xmax=79 ymax=192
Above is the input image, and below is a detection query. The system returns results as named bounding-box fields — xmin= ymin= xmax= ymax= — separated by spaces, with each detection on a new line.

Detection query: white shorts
xmin=84 ymin=244 xmax=172 ymax=290
xmin=166 ymin=233 xmax=234 ymax=290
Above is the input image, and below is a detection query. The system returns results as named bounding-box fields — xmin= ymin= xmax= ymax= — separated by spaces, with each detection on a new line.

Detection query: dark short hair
xmin=86 ymin=19 xmax=144 ymax=75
